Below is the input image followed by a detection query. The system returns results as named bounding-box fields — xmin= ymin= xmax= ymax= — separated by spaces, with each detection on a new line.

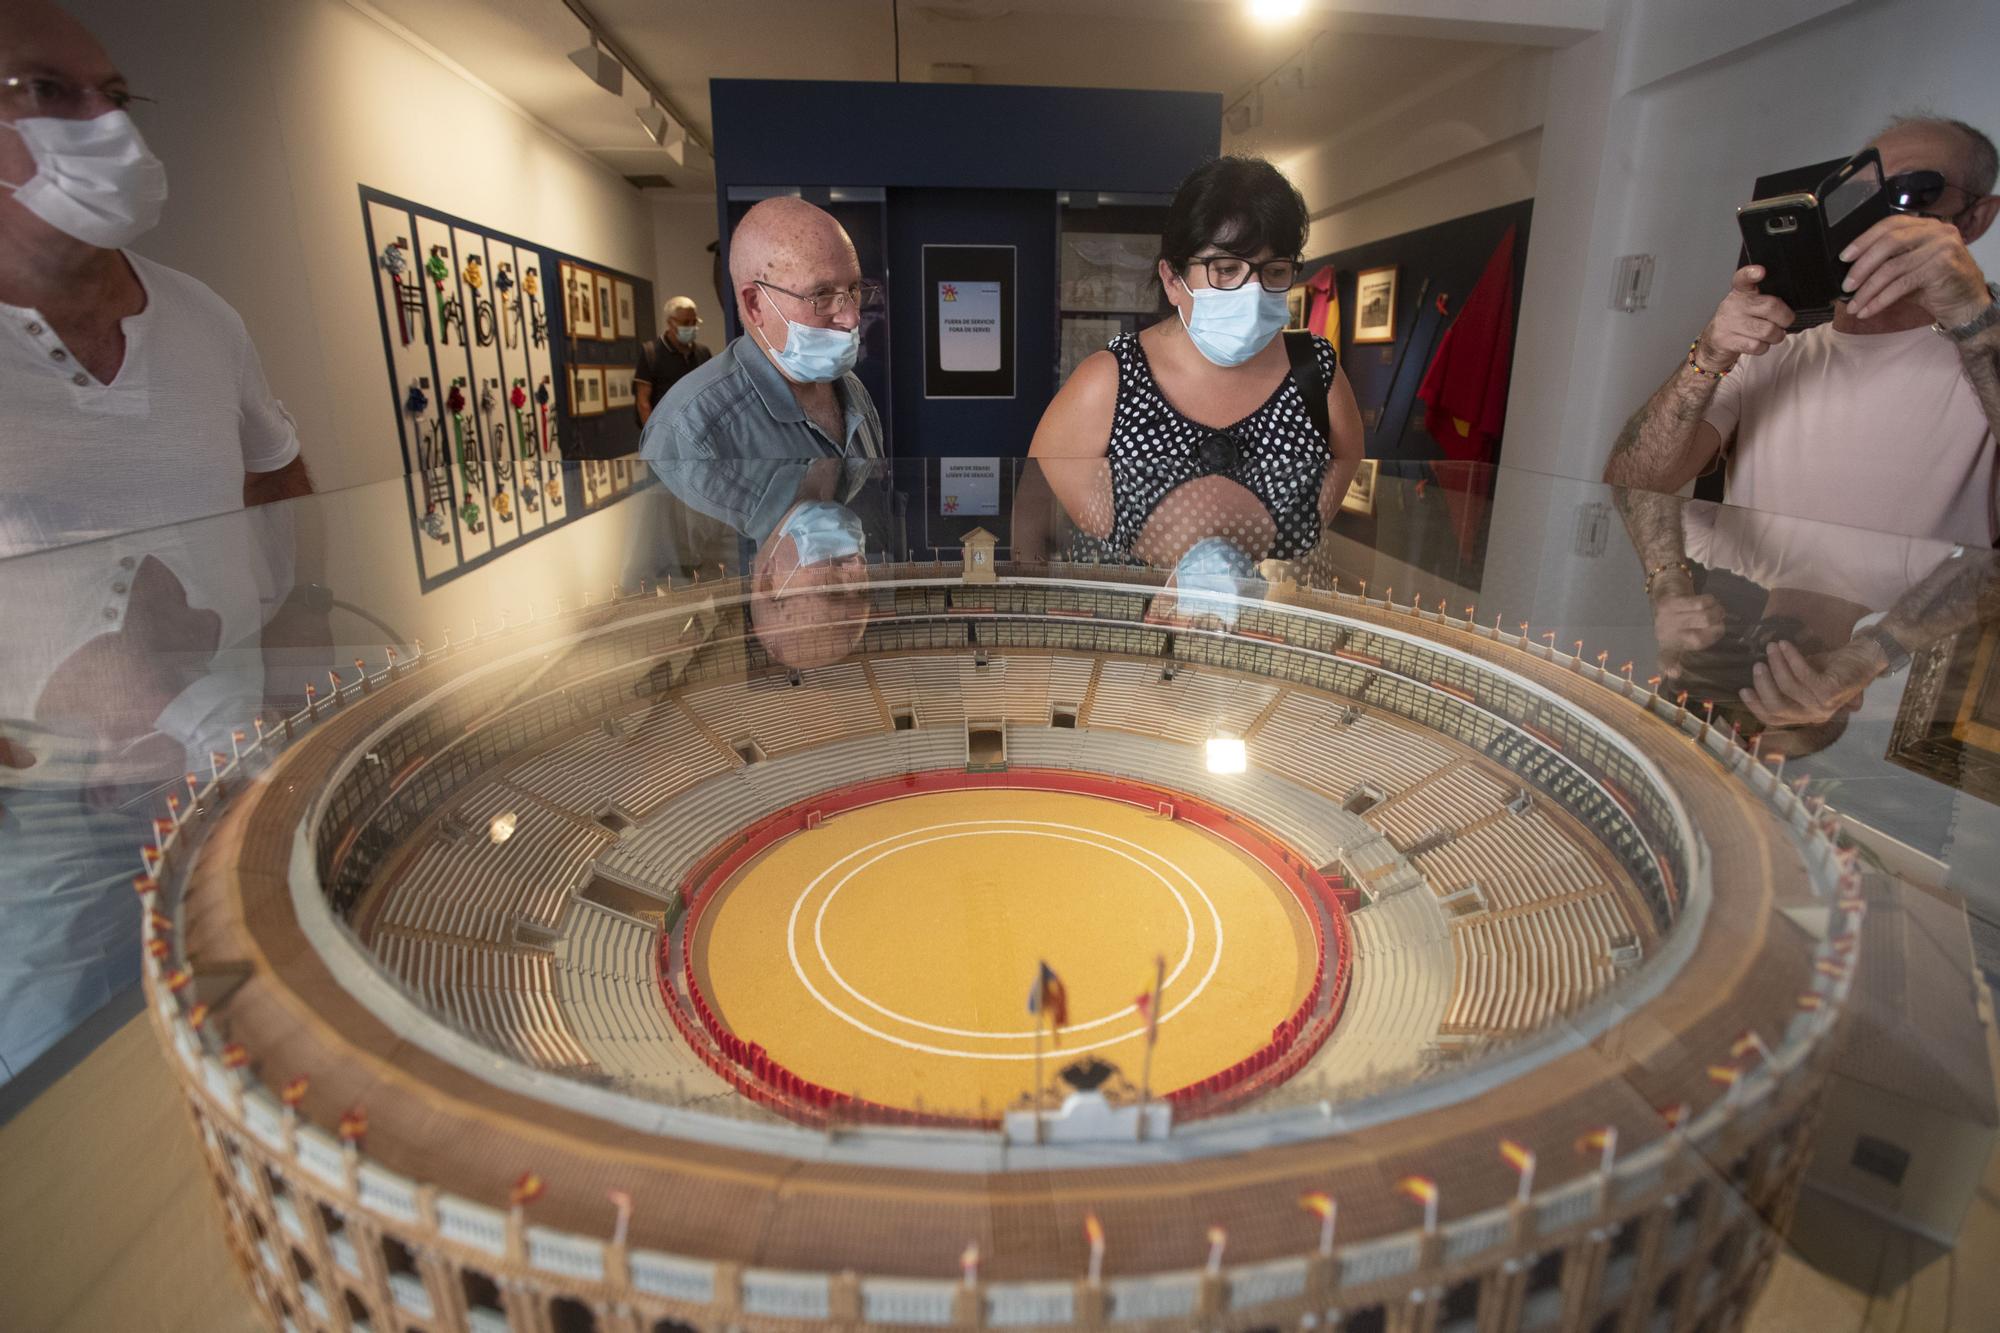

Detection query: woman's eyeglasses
xmin=1185 ymin=254 xmax=1301 ymax=293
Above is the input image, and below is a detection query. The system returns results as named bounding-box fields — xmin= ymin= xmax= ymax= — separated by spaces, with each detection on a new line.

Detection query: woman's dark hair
xmin=1158 ymin=156 xmax=1310 ymax=272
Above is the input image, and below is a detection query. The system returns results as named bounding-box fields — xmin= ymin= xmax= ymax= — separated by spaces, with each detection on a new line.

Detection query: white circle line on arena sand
xmin=775 ymin=818 xmax=1228 ymax=1061
xmin=811 ymin=825 xmax=1198 ymax=1038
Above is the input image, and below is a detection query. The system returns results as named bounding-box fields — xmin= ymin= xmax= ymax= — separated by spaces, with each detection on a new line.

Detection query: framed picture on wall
xmin=1341 ymin=458 xmax=1379 ymax=515
xmin=1286 ymin=285 xmax=1309 ymax=331
xmin=612 ymin=279 xmax=636 ymax=340
xmin=594 ymin=272 xmax=618 ymax=340
xmin=604 ymin=365 xmax=635 ymax=412
xmin=1353 ymin=265 xmax=1397 ymax=344
xmin=570 ymin=365 xmax=606 ymax=416
xmin=560 ymin=261 xmax=598 ymax=339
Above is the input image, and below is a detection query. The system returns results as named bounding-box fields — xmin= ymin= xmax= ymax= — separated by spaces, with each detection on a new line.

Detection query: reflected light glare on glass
xmin=1206 ymin=735 xmax=1248 ymax=775
xmin=1248 ymin=0 xmax=1307 ymax=22
xmin=488 ymin=811 xmax=518 ymax=845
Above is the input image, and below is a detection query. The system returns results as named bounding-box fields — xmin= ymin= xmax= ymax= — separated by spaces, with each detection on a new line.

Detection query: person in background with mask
xmin=0 ymin=1 xmax=312 ymax=1084
xmin=633 ymin=293 xmax=711 ymax=424
xmin=640 ymin=197 xmax=883 ymax=544
xmin=1027 ymin=156 xmax=1364 ymax=586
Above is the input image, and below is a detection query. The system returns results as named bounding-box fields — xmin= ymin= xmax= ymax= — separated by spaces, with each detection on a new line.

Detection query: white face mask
xmin=0 ymin=111 xmax=168 ymax=249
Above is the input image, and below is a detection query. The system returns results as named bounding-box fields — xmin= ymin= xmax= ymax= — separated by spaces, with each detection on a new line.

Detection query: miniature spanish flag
xmin=187 ymin=1002 xmax=210 ymax=1030
xmin=959 ymin=1241 xmax=980 ymax=1286
xmin=1083 ymin=1212 xmax=1104 ymax=1250
xmin=1299 ymin=1191 xmax=1335 ymax=1219
xmin=1797 ymin=993 xmax=1824 ymax=1011
xmin=1706 ymin=1064 xmax=1741 ymax=1088
xmin=1396 ymin=1176 xmax=1439 ymax=1232
xmin=1498 ymin=1139 xmax=1535 ymax=1202
xmin=133 ymin=874 xmax=158 ymax=896
xmin=146 ymin=937 xmax=170 ymax=960
xmin=1204 ymin=1225 xmax=1227 ymax=1274
xmin=221 ymin=1042 xmax=249 ymax=1069
xmin=1815 ymin=959 xmax=1848 ymax=978
xmin=148 ymin=909 xmax=173 ymax=933
xmin=510 ymin=1171 xmax=545 ymax=1207
xmin=281 ymin=1076 xmax=309 ymax=1108
xmin=338 ymin=1106 xmax=369 ymax=1144
xmin=1576 ymin=1125 xmax=1618 ymax=1173
xmin=1729 ymin=1031 xmax=1765 ymax=1061
xmin=165 ymin=967 xmax=192 ymax=992
xmin=1660 ymin=1102 xmax=1690 ymax=1131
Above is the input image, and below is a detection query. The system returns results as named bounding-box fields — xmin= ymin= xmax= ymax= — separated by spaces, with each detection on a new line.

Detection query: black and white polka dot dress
xmin=1104 ymin=331 xmax=1335 ymax=560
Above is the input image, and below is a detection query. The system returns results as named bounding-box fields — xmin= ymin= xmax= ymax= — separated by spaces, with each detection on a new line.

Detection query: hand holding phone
xmin=1695 ymin=266 xmax=1797 ymax=373
xmin=1735 ymin=148 xmax=1892 ymax=329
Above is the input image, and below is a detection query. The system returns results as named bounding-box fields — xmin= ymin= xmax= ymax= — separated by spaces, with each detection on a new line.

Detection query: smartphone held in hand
xmin=1736 ymin=147 xmax=1891 ymax=329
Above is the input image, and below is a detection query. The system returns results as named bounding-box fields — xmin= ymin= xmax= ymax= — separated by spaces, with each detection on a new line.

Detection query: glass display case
xmin=2 ymin=461 xmax=1993 ymax=1333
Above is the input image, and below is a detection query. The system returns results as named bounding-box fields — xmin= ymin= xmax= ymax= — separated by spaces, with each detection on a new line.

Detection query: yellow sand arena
xmin=694 ymin=789 xmax=1318 ymax=1114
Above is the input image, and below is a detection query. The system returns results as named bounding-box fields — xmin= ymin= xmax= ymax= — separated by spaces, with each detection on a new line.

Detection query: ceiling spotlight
xmin=1206 ymin=734 xmax=1248 ymax=775
xmin=488 ymin=811 xmax=518 ymax=845
xmin=1249 ymin=0 xmax=1307 ymax=21
xmin=636 ymin=102 xmax=687 ymax=165
xmin=567 ymin=39 xmax=624 ymax=95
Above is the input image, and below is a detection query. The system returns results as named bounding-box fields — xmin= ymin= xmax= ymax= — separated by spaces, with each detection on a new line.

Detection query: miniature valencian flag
xmin=510 ymin=1171 xmax=545 ymax=1208
xmin=1396 ymin=1176 xmax=1440 ymax=1232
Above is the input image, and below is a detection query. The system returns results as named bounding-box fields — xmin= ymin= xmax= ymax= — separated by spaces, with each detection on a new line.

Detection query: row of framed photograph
xmin=1283 ymin=263 xmax=1401 ymax=345
xmin=567 ymin=364 xmax=636 ymax=417
xmin=557 ymin=259 xmax=639 ymax=342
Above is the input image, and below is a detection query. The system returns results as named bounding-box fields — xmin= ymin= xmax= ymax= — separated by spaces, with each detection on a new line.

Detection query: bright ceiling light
xmin=489 ymin=811 xmax=518 ymax=845
xmin=1206 ymin=734 xmax=1248 ymax=775
xmin=1249 ymin=0 xmax=1307 ymax=22
xmin=567 ymin=40 xmax=624 ymax=95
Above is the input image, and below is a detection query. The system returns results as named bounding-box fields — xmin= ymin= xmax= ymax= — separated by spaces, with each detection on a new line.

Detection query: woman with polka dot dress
xmin=1027 ymin=157 xmax=1364 ymax=603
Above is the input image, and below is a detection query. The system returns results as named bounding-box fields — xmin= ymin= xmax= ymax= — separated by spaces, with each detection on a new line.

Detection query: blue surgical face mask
xmin=777 ymin=500 xmax=865 ymax=567
xmin=671 ymin=322 xmax=699 ymax=345
xmin=1177 ymin=277 xmax=1290 ymax=368
xmin=753 ymin=307 xmax=860 ymax=383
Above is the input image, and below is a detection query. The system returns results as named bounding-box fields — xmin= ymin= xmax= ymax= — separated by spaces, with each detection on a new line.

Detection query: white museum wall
xmin=66 ymin=0 xmax=656 ymax=495
xmin=648 ymin=194 xmax=724 ymax=354
xmin=1279 ymin=49 xmax=1549 ymax=257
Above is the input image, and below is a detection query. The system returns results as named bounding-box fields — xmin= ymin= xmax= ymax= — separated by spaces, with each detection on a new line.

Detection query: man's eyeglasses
xmin=1185 ymin=254 xmax=1301 ymax=293
xmin=1 ymin=75 xmax=156 ymax=119
xmin=1885 ymin=169 xmax=1977 ymax=219
xmin=756 ymin=279 xmax=884 ymax=317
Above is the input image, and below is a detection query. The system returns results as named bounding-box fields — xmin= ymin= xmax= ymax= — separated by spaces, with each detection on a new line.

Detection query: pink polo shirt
xmin=1704 ymin=321 xmax=1996 ymax=545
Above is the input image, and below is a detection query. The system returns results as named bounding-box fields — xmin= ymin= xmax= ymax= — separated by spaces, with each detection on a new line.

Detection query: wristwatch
xmin=1853 ymin=624 xmax=1911 ymax=673
xmin=1935 ymin=281 xmax=2000 ymax=342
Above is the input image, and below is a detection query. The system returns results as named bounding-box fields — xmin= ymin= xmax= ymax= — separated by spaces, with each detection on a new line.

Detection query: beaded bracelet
xmin=1685 ymin=340 xmax=1730 ymax=380
xmin=1644 ymin=559 xmax=1693 ymax=596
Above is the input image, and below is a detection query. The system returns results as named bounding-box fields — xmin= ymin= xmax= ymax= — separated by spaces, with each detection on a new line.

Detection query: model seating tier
xmin=359 ymin=651 xmax=1653 ymax=1094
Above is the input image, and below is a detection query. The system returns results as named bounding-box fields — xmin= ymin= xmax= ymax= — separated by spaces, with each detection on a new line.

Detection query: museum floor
xmin=3 ymin=982 xmax=1995 ymax=1333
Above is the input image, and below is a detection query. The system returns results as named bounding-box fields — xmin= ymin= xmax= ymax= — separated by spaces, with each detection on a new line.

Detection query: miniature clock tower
xmin=961 ymin=527 xmax=997 ymax=584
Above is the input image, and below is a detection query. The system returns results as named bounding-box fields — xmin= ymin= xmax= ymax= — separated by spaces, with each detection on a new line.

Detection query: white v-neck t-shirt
xmin=1704 ymin=321 xmax=1996 ymax=546
xmin=0 ymin=250 xmax=299 ymax=560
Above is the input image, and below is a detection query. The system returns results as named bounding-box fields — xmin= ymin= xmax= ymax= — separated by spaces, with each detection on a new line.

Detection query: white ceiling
xmin=357 ymin=0 xmax=1530 ymax=196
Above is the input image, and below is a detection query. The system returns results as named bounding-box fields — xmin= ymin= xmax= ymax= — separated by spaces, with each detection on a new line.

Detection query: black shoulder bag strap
xmin=1284 ymin=329 xmax=1332 ymax=445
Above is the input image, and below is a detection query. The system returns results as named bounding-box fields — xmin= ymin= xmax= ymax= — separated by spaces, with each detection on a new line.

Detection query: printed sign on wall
xmin=922 ymin=244 xmax=1016 ymax=399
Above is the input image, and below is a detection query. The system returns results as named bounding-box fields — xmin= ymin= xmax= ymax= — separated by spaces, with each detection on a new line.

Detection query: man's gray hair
xmin=664 ymin=294 xmax=698 ymax=317
xmin=1883 ymin=113 xmax=1998 ymax=196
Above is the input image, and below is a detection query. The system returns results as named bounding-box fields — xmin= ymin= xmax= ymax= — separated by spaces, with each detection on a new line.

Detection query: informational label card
xmin=922 ymin=245 xmax=1015 ymax=399
xmin=937 ymin=281 xmax=1002 ymax=373
xmin=940 ymin=457 xmax=1000 ymax=516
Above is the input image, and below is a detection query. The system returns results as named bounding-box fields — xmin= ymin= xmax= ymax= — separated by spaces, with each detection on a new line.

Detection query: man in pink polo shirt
xmin=1605 ymin=114 xmax=2000 ymax=729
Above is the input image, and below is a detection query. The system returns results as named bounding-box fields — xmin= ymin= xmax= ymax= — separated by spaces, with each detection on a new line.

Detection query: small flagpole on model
xmin=1033 ymin=986 xmax=1045 ymax=1146
xmin=1136 ymin=953 xmax=1164 ymax=1136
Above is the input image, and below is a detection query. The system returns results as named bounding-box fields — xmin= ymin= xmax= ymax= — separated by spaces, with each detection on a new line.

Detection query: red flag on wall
xmin=1417 ymin=224 xmax=1518 ymax=559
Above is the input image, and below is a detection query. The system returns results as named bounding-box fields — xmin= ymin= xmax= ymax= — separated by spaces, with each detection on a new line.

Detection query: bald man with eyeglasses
xmin=639 ymin=197 xmax=885 ymax=544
